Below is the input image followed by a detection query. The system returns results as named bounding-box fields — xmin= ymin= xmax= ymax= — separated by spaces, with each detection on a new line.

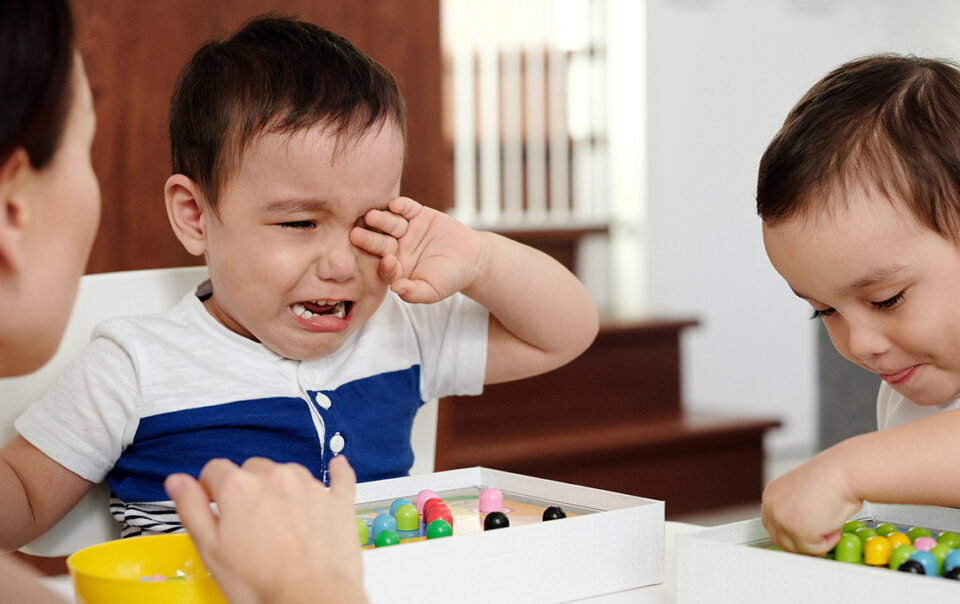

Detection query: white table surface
xmin=40 ymin=521 xmax=703 ymax=603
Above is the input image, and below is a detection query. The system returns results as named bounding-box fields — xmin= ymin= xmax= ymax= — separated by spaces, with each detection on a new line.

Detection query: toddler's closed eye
xmin=279 ymin=220 xmax=316 ymax=229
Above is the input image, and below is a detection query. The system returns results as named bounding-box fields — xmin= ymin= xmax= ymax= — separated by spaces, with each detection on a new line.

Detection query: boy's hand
xmin=350 ymin=197 xmax=483 ymax=303
xmin=761 ymin=445 xmax=861 ymax=555
xmin=165 ymin=456 xmax=366 ymax=604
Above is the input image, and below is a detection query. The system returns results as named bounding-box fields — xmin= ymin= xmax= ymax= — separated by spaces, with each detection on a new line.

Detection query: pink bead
xmin=913 ymin=536 xmax=938 ymax=551
xmin=415 ymin=489 xmax=439 ymax=514
xmin=479 ymin=487 xmax=503 ymax=514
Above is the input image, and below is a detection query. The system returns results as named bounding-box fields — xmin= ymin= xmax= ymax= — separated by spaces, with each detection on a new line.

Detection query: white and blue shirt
xmin=16 ymin=285 xmax=488 ymax=536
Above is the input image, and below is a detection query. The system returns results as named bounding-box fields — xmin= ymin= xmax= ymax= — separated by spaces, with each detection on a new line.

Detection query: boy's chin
xmin=264 ymin=334 xmax=350 ymax=362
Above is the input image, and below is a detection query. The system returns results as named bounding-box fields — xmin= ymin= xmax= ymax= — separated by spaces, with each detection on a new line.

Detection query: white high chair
xmin=0 ymin=265 xmax=439 ymax=557
xmin=0 ymin=265 xmax=210 ymax=556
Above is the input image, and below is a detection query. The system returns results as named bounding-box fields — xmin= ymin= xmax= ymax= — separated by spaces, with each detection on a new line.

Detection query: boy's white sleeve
xmin=407 ymin=293 xmax=489 ymax=401
xmin=14 ymin=335 xmax=140 ymax=483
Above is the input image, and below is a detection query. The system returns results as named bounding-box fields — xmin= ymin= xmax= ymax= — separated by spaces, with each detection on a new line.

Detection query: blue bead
xmin=909 ymin=550 xmax=939 ymax=576
xmin=389 ymin=498 xmax=413 ymax=517
xmin=944 ymin=548 xmax=960 ymax=573
xmin=372 ymin=512 xmax=397 ymax=537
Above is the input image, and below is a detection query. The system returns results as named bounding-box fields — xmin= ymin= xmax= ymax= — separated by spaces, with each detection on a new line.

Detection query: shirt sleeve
xmin=404 ymin=293 xmax=489 ymax=401
xmin=14 ymin=332 xmax=141 ymax=483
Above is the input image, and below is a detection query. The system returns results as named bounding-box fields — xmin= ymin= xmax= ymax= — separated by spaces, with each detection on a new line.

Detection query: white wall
xmin=642 ymin=0 xmax=960 ymax=459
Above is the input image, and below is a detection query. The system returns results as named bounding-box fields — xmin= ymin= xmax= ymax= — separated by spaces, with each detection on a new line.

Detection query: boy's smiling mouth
xmin=290 ymin=300 xmax=354 ymax=331
xmin=878 ymin=365 xmax=919 ymax=385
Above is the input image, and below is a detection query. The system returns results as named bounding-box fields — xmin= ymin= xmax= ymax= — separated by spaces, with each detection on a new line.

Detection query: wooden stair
xmin=436 ymin=319 xmax=780 ymax=516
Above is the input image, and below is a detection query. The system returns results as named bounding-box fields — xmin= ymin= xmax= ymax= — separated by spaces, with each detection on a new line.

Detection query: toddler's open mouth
xmin=291 ymin=300 xmax=352 ymax=320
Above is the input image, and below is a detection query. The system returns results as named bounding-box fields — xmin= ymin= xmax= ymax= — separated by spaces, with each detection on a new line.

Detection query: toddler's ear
xmin=165 ymin=174 xmax=208 ymax=257
xmin=0 ymin=149 xmax=31 ymax=273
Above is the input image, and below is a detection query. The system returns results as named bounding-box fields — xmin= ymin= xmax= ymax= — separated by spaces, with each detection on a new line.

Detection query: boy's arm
xmin=762 ymin=407 xmax=960 ymax=554
xmin=352 ymin=197 xmax=599 ymax=384
xmin=462 ymin=231 xmax=599 ymax=383
xmin=0 ymin=436 xmax=93 ymax=551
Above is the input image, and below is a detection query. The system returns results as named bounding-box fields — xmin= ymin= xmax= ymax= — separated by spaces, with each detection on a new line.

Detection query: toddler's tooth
xmin=303 ymin=310 xmax=314 ymax=319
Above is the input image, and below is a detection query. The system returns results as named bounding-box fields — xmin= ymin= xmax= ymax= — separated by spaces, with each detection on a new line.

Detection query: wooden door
xmin=72 ymin=0 xmax=447 ymax=273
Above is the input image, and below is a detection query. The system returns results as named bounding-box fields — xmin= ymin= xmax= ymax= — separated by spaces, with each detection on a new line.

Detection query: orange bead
xmin=864 ymin=535 xmax=892 ymax=566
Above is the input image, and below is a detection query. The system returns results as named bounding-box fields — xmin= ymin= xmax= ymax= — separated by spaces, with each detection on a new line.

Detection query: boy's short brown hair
xmin=169 ymin=15 xmax=406 ymax=212
xmin=757 ymin=54 xmax=960 ymax=242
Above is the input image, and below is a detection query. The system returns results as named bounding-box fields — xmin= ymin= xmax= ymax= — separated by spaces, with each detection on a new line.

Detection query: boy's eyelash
xmin=873 ymin=291 xmax=905 ymax=309
xmin=808 ymin=291 xmax=906 ymax=320
xmin=809 ymin=308 xmax=834 ymax=320
xmin=280 ymin=220 xmax=316 ymax=229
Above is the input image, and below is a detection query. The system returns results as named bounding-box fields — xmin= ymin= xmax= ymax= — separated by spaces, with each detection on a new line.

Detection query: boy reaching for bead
xmin=0 ymin=16 xmax=598 ymax=547
xmin=758 ymin=54 xmax=960 ymax=554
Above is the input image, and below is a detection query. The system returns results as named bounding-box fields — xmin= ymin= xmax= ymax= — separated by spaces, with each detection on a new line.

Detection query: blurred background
xmin=71 ymin=0 xmax=960 ymax=522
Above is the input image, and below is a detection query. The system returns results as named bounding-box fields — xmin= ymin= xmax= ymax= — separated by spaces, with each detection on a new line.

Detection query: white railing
xmin=442 ymin=0 xmax=646 ymax=315
xmin=443 ymin=0 xmax=608 ymax=228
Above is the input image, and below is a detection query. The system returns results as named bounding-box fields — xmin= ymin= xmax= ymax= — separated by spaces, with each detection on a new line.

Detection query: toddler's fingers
xmin=350 ymin=226 xmax=398 ymax=258
xmin=387 ymin=196 xmax=423 ymax=220
xmin=362 ymin=208 xmax=408 ymax=238
xmin=327 ymin=455 xmax=357 ymax=502
xmin=391 ymin=279 xmax=440 ymax=304
xmin=165 ymin=473 xmax=219 ymax=553
xmin=378 ymin=255 xmax=403 ymax=283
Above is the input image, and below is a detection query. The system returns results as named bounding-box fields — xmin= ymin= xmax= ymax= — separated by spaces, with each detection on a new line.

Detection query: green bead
xmin=938 ymin=531 xmax=960 ymax=549
xmin=907 ymin=526 xmax=932 ymax=542
xmin=889 ymin=544 xmax=916 ymax=570
xmin=374 ymin=529 xmax=400 ymax=547
xmin=842 ymin=520 xmax=866 ymax=534
xmin=356 ymin=518 xmax=368 ymax=546
xmin=394 ymin=503 xmax=419 ymax=531
xmin=930 ymin=543 xmax=952 ymax=575
xmin=855 ymin=527 xmax=878 ymax=544
xmin=835 ymin=533 xmax=862 ymax=563
xmin=426 ymin=519 xmax=453 ymax=539
xmin=875 ymin=523 xmax=897 ymax=537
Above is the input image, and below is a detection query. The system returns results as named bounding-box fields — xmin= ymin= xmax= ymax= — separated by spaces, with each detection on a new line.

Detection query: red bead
xmin=426 ymin=506 xmax=453 ymax=529
xmin=421 ymin=498 xmax=445 ymax=520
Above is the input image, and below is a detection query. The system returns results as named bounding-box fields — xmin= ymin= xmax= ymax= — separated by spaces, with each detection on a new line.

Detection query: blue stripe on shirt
xmin=107 ymin=366 xmax=423 ymax=502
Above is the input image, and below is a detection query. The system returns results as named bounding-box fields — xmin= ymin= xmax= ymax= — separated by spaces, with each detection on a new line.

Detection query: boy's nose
xmin=315 ymin=237 xmax=357 ymax=282
xmin=843 ymin=318 xmax=891 ymax=361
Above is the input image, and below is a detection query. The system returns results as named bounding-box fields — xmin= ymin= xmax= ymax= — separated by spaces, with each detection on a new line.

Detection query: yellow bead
xmin=887 ymin=531 xmax=911 ymax=549
xmin=864 ymin=535 xmax=892 ymax=566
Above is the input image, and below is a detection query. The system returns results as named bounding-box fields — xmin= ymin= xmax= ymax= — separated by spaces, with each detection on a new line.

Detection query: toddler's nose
xmin=315 ymin=236 xmax=357 ymax=282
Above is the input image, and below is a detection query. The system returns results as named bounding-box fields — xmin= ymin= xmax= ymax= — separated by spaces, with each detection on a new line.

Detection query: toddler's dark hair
xmin=169 ymin=15 xmax=406 ymax=211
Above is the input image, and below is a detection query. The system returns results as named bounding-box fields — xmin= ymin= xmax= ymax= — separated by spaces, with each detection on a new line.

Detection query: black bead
xmin=898 ymin=560 xmax=925 ymax=574
xmin=945 ymin=567 xmax=960 ymax=580
xmin=484 ymin=511 xmax=510 ymax=530
xmin=542 ymin=506 xmax=566 ymax=521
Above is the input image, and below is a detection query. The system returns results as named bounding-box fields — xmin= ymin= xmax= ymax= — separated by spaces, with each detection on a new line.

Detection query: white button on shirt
xmin=314 ymin=392 xmax=332 ymax=409
xmin=330 ymin=432 xmax=345 ymax=455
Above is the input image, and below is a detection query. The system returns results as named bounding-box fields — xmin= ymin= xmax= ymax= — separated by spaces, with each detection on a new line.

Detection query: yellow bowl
xmin=66 ymin=533 xmax=227 ymax=604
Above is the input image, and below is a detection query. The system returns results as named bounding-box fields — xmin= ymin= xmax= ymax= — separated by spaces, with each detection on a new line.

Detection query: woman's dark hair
xmin=757 ymin=54 xmax=960 ymax=242
xmin=0 ymin=0 xmax=76 ymax=169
